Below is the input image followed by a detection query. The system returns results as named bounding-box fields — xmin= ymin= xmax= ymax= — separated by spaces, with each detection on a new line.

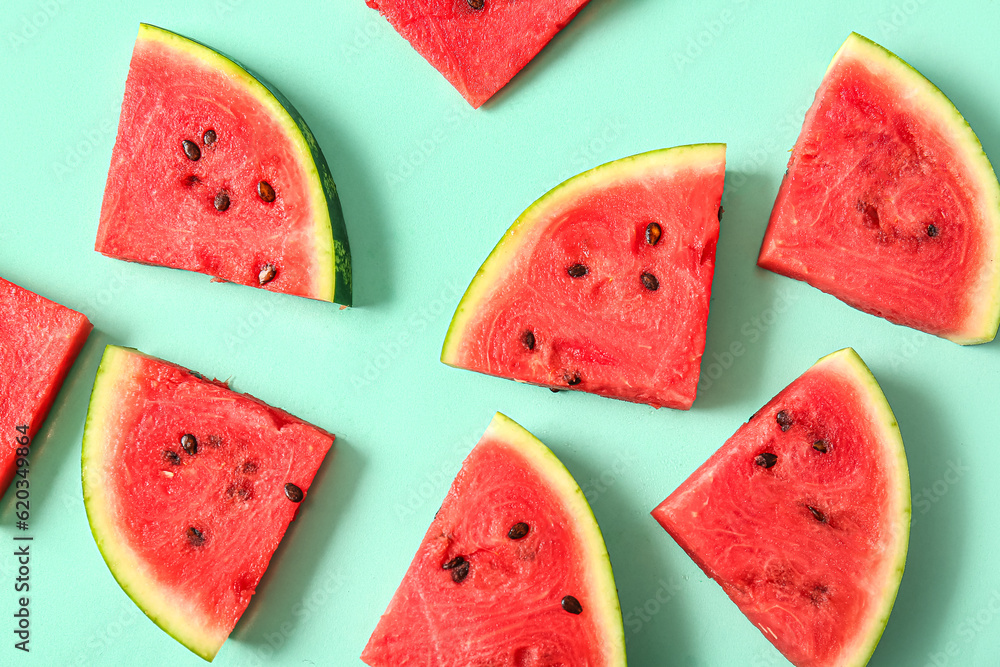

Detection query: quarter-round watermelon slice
xmin=97 ymin=24 xmax=352 ymax=305
xmin=759 ymin=33 xmax=1000 ymax=344
xmin=652 ymin=348 xmax=910 ymax=667
xmin=366 ymin=0 xmax=591 ymax=108
xmin=442 ymin=145 xmax=726 ymax=409
xmin=362 ymin=412 xmax=626 ymax=666
xmin=82 ymin=346 xmax=335 ymax=661
xmin=0 ymin=277 xmax=91 ymax=497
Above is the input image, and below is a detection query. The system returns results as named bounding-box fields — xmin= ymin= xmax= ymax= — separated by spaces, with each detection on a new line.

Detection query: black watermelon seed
xmin=645 ymin=222 xmax=662 ymax=246
xmin=755 ymin=452 xmax=778 ymax=468
xmin=718 ymin=206 xmax=724 ymax=222
xmin=214 ymin=190 xmax=231 ymax=212
xmin=807 ymin=506 xmax=827 ymax=523
xmin=203 ymin=129 xmax=217 ymax=145
xmin=812 ymin=440 xmax=829 ymax=453
xmin=442 ymin=556 xmax=466 ymax=570
xmin=522 ymin=330 xmax=536 ymax=351
xmin=227 ymin=482 xmax=253 ymax=501
xmin=467 ymin=0 xmax=485 ymax=9
xmin=451 ymin=560 xmax=470 ymax=583
xmin=640 ymin=272 xmax=659 ymax=291
xmin=258 ymin=180 xmax=276 ymax=203
xmin=186 ymin=526 xmax=205 ymax=546
xmin=508 ymin=522 xmax=530 ymax=540
xmin=182 ymin=140 xmax=201 ymax=161
xmin=561 ymin=595 xmax=583 ymax=614
xmin=189 ymin=371 xmax=204 ymax=379
xmin=927 ymin=224 xmax=939 ymax=238
xmin=564 ymin=371 xmax=582 ymax=386
xmin=162 ymin=450 xmax=182 ymax=465
xmin=259 ymin=264 xmax=277 ymax=285
xmin=549 ymin=388 xmax=561 ymax=393
xmin=776 ymin=410 xmax=793 ymax=432
xmin=180 ymin=434 xmax=198 ymax=455
xmin=284 ymin=483 xmax=304 ymax=503
xmin=567 ymin=264 xmax=588 ymax=278
xmin=242 ymin=460 xmax=258 ymax=474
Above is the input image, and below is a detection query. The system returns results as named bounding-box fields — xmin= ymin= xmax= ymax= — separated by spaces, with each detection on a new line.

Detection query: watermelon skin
xmin=362 ymin=413 xmax=626 ymax=666
xmin=0 ymin=278 xmax=91 ymax=496
xmin=442 ymin=145 xmax=726 ymax=409
xmin=652 ymin=348 xmax=910 ymax=667
xmin=97 ymin=24 xmax=352 ymax=305
xmin=81 ymin=346 xmax=335 ymax=661
xmin=759 ymin=33 xmax=1000 ymax=344
xmin=366 ymin=0 xmax=590 ymax=108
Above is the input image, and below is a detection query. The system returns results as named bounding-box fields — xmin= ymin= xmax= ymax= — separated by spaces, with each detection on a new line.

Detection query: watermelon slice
xmin=441 ymin=145 xmax=726 ymax=409
xmin=652 ymin=348 xmax=910 ymax=667
xmin=0 ymin=277 xmax=91 ymax=497
xmin=362 ymin=412 xmax=626 ymax=666
xmin=81 ymin=346 xmax=335 ymax=661
xmin=366 ymin=0 xmax=590 ymax=108
xmin=97 ymin=24 xmax=352 ymax=305
xmin=759 ymin=33 xmax=1000 ymax=344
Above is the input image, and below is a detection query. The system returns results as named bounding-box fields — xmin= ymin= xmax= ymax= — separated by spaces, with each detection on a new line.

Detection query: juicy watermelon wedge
xmin=652 ymin=348 xmax=910 ymax=667
xmin=759 ymin=33 xmax=1000 ymax=344
xmin=0 ymin=277 xmax=91 ymax=496
xmin=362 ymin=412 xmax=626 ymax=666
xmin=366 ymin=0 xmax=590 ymax=108
xmin=81 ymin=346 xmax=335 ymax=661
xmin=97 ymin=24 xmax=352 ymax=305
xmin=442 ymin=145 xmax=726 ymax=409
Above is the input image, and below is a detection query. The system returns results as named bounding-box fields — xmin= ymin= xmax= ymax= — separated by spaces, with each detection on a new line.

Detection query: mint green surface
xmin=2 ymin=1 xmax=999 ymax=665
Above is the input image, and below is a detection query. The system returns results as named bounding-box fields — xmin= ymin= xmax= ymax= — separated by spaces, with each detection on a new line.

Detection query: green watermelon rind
xmin=792 ymin=347 xmax=911 ymax=667
xmin=82 ymin=346 xmax=227 ymax=662
xmin=782 ymin=33 xmax=1000 ymax=344
xmin=440 ymin=143 xmax=726 ymax=366
xmin=486 ymin=412 xmax=627 ymax=666
xmin=137 ymin=23 xmax=352 ymax=306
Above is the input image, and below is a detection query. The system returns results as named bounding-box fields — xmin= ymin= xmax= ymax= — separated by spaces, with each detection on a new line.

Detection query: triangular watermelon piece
xmin=366 ymin=0 xmax=591 ymax=108
xmin=362 ymin=412 xmax=626 ymax=666
xmin=0 ymin=277 xmax=91 ymax=497
xmin=759 ymin=33 xmax=1000 ymax=344
xmin=442 ymin=145 xmax=726 ymax=409
xmin=652 ymin=348 xmax=910 ymax=667
xmin=97 ymin=24 xmax=352 ymax=305
xmin=82 ymin=346 xmax=335 ymax=661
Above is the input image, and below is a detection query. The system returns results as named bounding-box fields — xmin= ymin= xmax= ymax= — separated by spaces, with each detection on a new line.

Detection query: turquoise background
xmin=2 ymin=0 xmax=999 ymax=664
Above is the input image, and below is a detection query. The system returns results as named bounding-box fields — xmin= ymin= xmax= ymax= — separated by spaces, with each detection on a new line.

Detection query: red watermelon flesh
xmin=362 ymin=413 xmax=626 ymax=666
xmin=366 ymin=0 xmax=590 ymax=108
xmin=0 ymin=277 xmax=91 ymax=496
xmin=442 ymin=145 xmax=726 ymax=409
xmin=759 ymin=33 xmax=1000 ymax=344
xmin=82 ymin=346 xmax=335 ymax=661
xmin=652 ymin=348 xmax=910 ymax=667
xmin=97 ymin=24 xmax=352 ymax=305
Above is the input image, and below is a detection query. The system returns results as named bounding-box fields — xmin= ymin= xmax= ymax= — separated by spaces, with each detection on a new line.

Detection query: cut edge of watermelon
xmin=814 ymin=347 xmax=911 ymax=666
xmin=440 ymin=143 xmax=727 ymax=366
xmin=761 ymin=33 xmax=1000 ymax=344
xmin=112 ymin=24 xmax=352 ymax=306
xmin=81 ymin=345 xmax=228 ymax=662
xmin=485 ymin=412 xmax=628 ymax=666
